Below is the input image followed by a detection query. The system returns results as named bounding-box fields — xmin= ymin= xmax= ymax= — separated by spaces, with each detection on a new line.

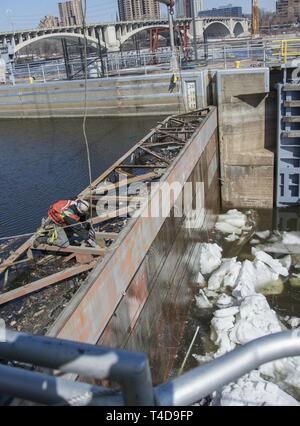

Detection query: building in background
xmin=176 ymin=0 xmax=203 ymax=18
xmin=199 ymin=3 xmax=243 ymax=17
xmin=59 ymin=0 xmax=83 ymax=27
xmin=118 ymin=0 xmax=160 ymax=21
xmin=38 ymin=15 xmax=60 ymax=28
xmin=275 ymin=0 xmax=300 ymax=24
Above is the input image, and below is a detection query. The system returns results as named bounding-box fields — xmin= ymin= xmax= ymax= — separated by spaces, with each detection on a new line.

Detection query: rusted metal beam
xmin=143 ymin=142 xmax=185 ymax=148
xmin=91 ymin=206 xmax=136 ymax=226
xmin=156 ymin=130 xmax=187 ymax=143
xmin=0 ymin=262 xmax=96 ymax=306
xmin=92 ymin=195 xmax=147 ymax=202
xmin=92 ymin=171 xmax=161 ymax=195
xmin=96 ymin=232 xmax=119 ymax=240
xmin=33 ymin=244 xmax=106 ymax=256
xmin=115 ymin=168 xmax=135 ymax=178
xmin=118 ymin=164 xmax=168 ymax=169
xmin=139 ymin=147 xmax=171 ymax=165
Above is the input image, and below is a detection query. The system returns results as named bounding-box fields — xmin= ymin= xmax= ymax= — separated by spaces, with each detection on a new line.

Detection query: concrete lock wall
xmin=0 ymin=71 xmax=209 ymax=119
xmin=216 ymin=68 xmax=275 ymax=209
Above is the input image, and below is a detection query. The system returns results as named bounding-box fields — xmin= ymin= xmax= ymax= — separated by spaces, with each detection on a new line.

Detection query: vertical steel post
xmin=191 ymin=0 xmax=198 ymax=62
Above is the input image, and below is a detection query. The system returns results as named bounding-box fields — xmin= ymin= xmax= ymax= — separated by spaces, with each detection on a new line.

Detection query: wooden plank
xmin=33 ymin=244 xmax=106 ymax=256
xmin=0 ymin=262 xmax=96 ymax=306
xmin=0 ymin=237 xmax=34 ymax=274
xmin=92 ymin=171 xmax=161 ymax=195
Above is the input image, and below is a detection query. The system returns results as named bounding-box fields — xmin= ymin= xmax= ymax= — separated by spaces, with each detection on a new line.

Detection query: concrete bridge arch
xmin=12 ymin=32 xmax=104 ymax=54
xmin=203 ymin=21 xmax=231 ymax=39
xmin=233 ymin=21 xmax=245 ymax=37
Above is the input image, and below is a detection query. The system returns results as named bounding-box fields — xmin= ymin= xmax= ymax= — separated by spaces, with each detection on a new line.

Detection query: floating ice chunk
xmin=225 ymin=233 xmax=240 ymax=242
xmin=232 ymin=260 xmax=257 ymax=300
xmin=193 ymin=353 xmax=214 ymax=364
xmin=224 ymin=261 xmax=242 ymax=289
xmin=220 ymin=373 xmax=300 ymax=406
xmin=282 ymin=231 xmax=300 ymax=245
xmin=288 ymin=317 xmax=300 ymax=328
xmin=195 ymin=272 xmax=206 ymax=286
xmin=199 ymin=243 xmax=222 ymax=275
xmin=210 ymin=316 xmax=236 ymax=356
xmin=204 ymin=289 xmax=219 ymax=300
xmin=195 ymin=290 xmax=213 ymax=309
xmin=252 ymin=249 xmax=289 ymax=277
xmin=260 ymin=357 xmax=300 ymax=400
xmin=215 ymin=222 xmax=242 ymax=235
xmin=255 ymin=230 xmax=271 ymax=240
xmin=216 ymin=294 xmax=234 ymax=309
xmin=254 ymin=261 xmax=279 ymax=289
xmin=208 ymin=258 xmax=241 ymax=291
xmin=208 ymin=259 xmax=235 ymax=290
xmin=214 ymin=307 xmax=239 ymax=318
xmin=278 ymin=255 xmax=292 ymax=271
xmin=250 ymin=239 xmax=260 ymax=245
xmin=216 ymin=210 xmax=247 ymax=234
xmin=211 ymin=316 xmax=236 ymax=336
xmin=229 ymin=294 xmax=282 ymax=345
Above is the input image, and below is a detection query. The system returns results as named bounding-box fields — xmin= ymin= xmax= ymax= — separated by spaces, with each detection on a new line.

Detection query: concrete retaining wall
xmin=0 ymin=71 xmax=209 ymax=118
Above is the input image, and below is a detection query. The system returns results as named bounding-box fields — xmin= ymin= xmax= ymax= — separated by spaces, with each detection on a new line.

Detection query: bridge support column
xmin=228 ymin=19 xmax=235 ymax=38
xmin=194 ymin=18 xmax=204 ymax=41
xmin=104 ymin=25 xmax=121 ymax=52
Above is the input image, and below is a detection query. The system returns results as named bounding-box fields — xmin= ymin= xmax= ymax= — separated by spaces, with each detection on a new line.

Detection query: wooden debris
xmin=0 ymin=262 xmax=96 ymax=306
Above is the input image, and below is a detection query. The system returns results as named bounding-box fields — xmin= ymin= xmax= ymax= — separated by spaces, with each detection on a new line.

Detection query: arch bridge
xmin=0 ymin=17 xmax=250 ymax=54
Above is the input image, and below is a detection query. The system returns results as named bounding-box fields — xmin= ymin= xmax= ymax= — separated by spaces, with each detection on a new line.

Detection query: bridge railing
xmin=270 ymin=38 xmax=300 ymax=64
xmin=5 ymin=39 xmax=291 ymax=85
xmin=0 ymin=330 xmax=300 ymax=406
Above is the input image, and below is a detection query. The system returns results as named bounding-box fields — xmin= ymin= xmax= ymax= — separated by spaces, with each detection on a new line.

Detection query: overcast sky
xmin=0 ymin=0 xmax=277 ymax=32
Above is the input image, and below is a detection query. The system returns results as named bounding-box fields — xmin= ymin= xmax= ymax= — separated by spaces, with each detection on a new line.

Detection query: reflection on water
xmin=0 ymin=116 xmax=159 ymax=239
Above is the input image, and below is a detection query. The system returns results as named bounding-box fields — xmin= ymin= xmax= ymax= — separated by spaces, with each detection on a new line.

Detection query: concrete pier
xmin=216 ymin=68 xmax=276 ymax=209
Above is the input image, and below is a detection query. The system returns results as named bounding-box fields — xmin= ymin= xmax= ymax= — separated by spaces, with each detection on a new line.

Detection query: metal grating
xmin=277 ymin=83 xmax=300 ymax=206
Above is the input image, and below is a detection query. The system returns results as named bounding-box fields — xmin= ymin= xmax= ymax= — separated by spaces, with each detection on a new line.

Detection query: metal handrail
xmin=0 ymin=329 xmax=154 ymax=406
xmin=0 ymin=330 xmax=300 ymax=406
xmin=271 ymin=38 xmax=300 ymax=64
xmin=155 ymin=330 xmax=300 ymax=406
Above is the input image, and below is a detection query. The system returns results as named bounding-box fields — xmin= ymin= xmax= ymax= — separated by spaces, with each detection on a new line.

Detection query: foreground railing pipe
xmin=0 ymin=364 xmax=123 ymax=406
xmin=0 ymin=330 xmax=154 ymax=406
xmin=155 ymin=331 xmax=300 ymax=406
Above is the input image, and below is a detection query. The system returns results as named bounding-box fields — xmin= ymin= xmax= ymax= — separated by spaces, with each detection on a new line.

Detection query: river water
xmin=0 ymin=117 xmax=159 ymax=239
